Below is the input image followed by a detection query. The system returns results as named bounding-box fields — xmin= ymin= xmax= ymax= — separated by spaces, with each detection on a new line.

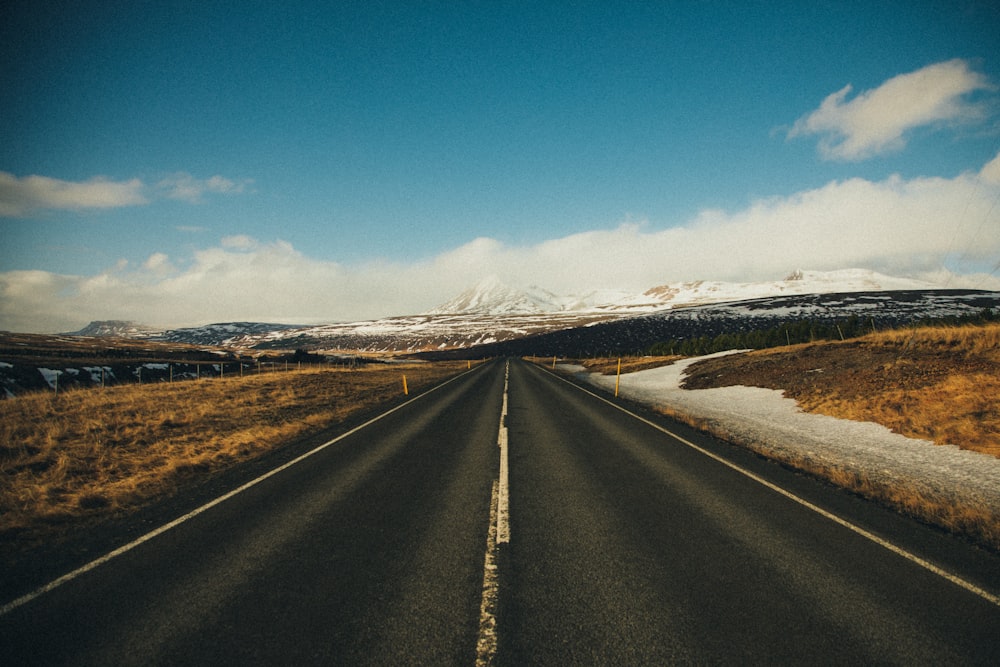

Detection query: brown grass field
xmin=566 ymin=322 xmax=1000 ymax=548
xmin=0 ymin=362 xmax=467 ymax=545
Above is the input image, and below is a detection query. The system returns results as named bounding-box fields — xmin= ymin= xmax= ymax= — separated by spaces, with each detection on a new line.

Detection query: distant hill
xmin=64 ymin=320 xmax=164 ymax=338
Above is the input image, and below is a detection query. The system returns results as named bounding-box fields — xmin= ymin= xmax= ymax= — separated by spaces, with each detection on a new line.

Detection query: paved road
xmin=500 ymin=361 xmax=1000 ymax=664
xmin=2 ymin=358 xmax=999 ymax=664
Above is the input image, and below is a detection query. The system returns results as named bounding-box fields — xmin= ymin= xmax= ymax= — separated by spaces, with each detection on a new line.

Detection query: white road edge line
xmin=476 ymin=361 xmax=510 ymax=666
xmin=540 ymin=364 xmax=1000 ymax=609
xmin=0 ymin=365 xmax=484 ymax=618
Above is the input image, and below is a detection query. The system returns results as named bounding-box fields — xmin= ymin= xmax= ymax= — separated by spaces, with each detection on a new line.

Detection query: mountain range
xmin=64 ymin=269 xmax=994 ymax=354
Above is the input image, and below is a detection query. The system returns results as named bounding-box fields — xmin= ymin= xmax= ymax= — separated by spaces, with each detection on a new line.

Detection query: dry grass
xmin=869 ymin=322 xmax=1000 ymax=358
xmin=0 ymin=363 xmax=465 ymax=541
xmin=799 ymin=372 xmax=1000 ymax=458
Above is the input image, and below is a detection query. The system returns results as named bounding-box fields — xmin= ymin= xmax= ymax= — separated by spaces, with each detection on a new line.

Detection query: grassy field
xmin=0 ymin=362 xmax=467 ymax=544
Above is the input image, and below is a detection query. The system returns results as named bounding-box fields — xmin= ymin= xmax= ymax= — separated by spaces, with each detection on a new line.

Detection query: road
xmin=2 ymin=358 xmax=999 ymax=664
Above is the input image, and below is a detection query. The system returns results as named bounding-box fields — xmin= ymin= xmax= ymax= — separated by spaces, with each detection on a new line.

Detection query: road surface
xmin=2 ymin=358 xmax=999 ymax=664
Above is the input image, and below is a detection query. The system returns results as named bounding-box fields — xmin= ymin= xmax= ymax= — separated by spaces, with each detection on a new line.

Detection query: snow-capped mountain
xmin=428 ymin=276 xmax=554 ymax=315
xmin=429 ymin=276 xmax=639 ymax=315
xmin=426 ymin=269 xmax=939 ymax=317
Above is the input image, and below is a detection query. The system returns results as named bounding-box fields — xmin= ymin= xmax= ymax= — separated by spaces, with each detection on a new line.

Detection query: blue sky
xmin=2 ymin=1 xmax=1000 ymax=331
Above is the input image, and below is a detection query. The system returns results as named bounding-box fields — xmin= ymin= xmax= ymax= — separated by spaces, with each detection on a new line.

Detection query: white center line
xmin=476 ymin=361 xmax=510 ymax=666
xmin=497 ymin=362 xmax=510 ymax=545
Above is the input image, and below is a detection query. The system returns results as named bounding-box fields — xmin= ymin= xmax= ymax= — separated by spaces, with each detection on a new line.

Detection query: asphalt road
xmin=2 ymin=358 xmax=999 ymax=665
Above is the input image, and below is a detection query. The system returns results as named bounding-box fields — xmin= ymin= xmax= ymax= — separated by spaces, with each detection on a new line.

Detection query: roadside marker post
xmin=615 ymin=358 xmax=621 ymax=397
xmin=403 ymin=374 xmax=409 ymax=395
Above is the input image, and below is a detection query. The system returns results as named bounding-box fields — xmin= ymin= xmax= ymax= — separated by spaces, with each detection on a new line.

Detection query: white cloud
xmin=2 ymin=151 xmax=999 ymax=333
xmin=981 ymin=151 xmax=1000 ymax=185
xmin=220 ymin=234 xmax=258 ymax=250
xmin=0 ymin=171 xmax=250 ymax=217
xmin=0 ymin=172 xmax=147 ymax=217
xmin=142 ymin=252 xmax=176 ymax=276
xmin=156 ymin=173 xmax=251 ymax=203
xmin=789 ymin=59 xmax=995 ymax=160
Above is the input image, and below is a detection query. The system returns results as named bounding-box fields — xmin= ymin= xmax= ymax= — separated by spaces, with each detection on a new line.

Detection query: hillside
xmin=421 ymin=289 xmax=1000 ymax=359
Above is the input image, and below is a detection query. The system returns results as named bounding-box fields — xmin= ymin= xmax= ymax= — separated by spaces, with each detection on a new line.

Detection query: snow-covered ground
xmin=570 ymin=353 xmax=1000 ymax=514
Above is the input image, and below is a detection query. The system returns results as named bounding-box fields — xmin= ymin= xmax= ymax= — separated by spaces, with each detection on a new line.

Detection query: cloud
xmin=0 ymin=172 xmax=147 ymax=217
xmin=220 ymin=234 xmax=258 ymax=250
xmin=2 ymin=151 xmax=999 ymax=333
xmin=789 ymin=59 xmax=995 ymax=160
xmin=142 ymin=252 xmax=176 ymax=276
xmin=156 ymin=173 xmax=251 ymax=203
xmin=0 ymin=171 xmax=250 ymax=217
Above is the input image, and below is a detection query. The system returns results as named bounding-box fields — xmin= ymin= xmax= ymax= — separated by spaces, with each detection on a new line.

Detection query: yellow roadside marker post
xmin=615 ymin=358 xmax=622 ymax=397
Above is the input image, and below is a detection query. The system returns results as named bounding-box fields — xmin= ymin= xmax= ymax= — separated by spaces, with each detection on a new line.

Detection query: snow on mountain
xmin=640 ymin=269 xmax=938 ymax=309
xmin=427 ymin=269 xmax=941 ymax=317
xmin=428 ymin=276 xmax=552 ymax=315
xmin=157 ymin=322 xmax=304 ymax=346
xmin=428 ymin=276 xmax=651 ymax=316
